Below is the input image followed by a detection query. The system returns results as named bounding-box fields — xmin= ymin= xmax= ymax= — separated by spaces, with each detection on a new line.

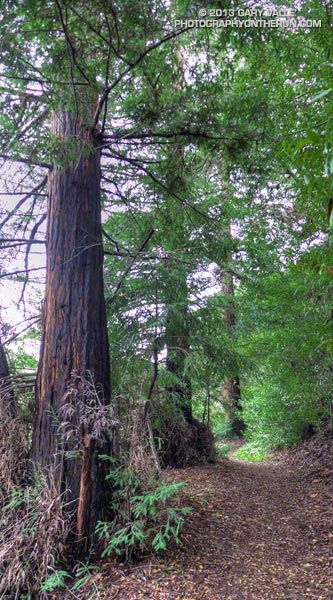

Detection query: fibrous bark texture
xmin=32 ymin=110 xmax=111 ymax=552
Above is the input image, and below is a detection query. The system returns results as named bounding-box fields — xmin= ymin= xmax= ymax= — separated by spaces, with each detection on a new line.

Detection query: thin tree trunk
xmin=32 ymin=109 xmax=111 ymax=553
xmin=221 ymin=262 xmax=245 ymax=435
xmin=165 ymin=274 xmax=192 ymax=424
xmin=0 ymin=337 xmax=16 ymax=417
xmin=164 ymin=86 xmax=192 ymax=423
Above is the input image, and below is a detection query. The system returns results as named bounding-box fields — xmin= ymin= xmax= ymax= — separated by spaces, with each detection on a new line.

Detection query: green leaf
xmin=40 ymin=570 xmax=71 ymax=592
xmin=329 ymin=157 xmax=333 ymax=174
xmin=306 ymin=130 xmax=322 ymax=144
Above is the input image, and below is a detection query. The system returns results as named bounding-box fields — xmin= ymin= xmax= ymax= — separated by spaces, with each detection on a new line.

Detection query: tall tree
xmin=32 ymin=108 xmax=110 ymax=550
xmin=0 ymin=0 xmax=188 ymax=550
xmin=220 ymin=262 xmax=244 ymax=436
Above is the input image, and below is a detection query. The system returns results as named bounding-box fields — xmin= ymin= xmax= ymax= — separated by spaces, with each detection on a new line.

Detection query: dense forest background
xmin=0 ymin=0 xmax=332 ymax=597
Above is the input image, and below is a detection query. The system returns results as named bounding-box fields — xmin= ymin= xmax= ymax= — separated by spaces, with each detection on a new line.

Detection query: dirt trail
xmin=176 ymin=457 xmax=333 ymax=599
xmin=70 ymin=451 xmax=333 ymax=600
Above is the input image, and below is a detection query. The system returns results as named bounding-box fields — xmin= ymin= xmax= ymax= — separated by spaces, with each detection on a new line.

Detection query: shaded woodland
xmin=0 ymin=1 xmax=332 ymax=598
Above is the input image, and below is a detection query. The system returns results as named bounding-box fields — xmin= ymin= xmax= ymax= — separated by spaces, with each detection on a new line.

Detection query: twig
xmin=93 ymin=28 xmax=190 ymax=127
xmin=108 ymin=228 xmax=155 ymax=304
xmin=0 ymin=176 xmax=47 ymax=229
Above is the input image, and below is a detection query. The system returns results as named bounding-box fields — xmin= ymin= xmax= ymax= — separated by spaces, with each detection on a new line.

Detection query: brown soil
xmin=64 ymin=435 xmax=333 ymax=600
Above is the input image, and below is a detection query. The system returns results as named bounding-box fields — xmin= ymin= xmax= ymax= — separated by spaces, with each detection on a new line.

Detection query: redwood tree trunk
xmin=32 ymin=110 xmax=111 ymax=552
xmin=221 ymin=266 xmax=245 ymax=436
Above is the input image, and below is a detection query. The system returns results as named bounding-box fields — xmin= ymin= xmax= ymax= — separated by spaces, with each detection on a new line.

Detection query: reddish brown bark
xmin=221 ymin=267 xmax=245 ymax=436
xmin=32 ymin=110 xmax=111 ymax=551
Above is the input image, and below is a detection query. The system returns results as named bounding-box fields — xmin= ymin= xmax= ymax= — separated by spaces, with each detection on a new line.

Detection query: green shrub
xmin=213 ymin=420 xmax=234 ymax=440
xmin=40 ymin=570 xmax=71 ymax=592
xmin=233 ymin=442 xmax=267 ymax=462
xmin=215 ymin=442 xmax=232 ymax=457
xmin=96 ymin=456 xmax=191 ymax=560
xmin=240 ymin=376 xmax=320 ymax=449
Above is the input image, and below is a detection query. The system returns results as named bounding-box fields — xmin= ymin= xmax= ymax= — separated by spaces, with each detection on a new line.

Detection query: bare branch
xmin=3 ymin=317 xmax=41 ymax=346
xmin=19 ymin=214 xmax=47 ymax=304
xmin=108 ymin=229 xmax=155 ymax=304
xmin=93 ymin=28 xmax=190 ymax=127
xmin=103 ymin=130 xmax=236 ymax=143
xmin=15 ymin=108 xmax=49 ymax=142
xmin=1 ymin=314 xmax=41 ymax=340
xmin=55 ymin=0 xmax=91 ymax=85
xmin=0 ymin=266 xmax=46 ymax=279
xmin=0 ymin=238 xmax=45 ymax=250
xmin=0 ymin=176 xmax=47 ymax=229
xmin=0 ymin=154 xmax=51 ymax=169
xmin=0 ymin=74 xmax=88 ymax=86
xmin=102 ymin=150 xmax=210 ymax=220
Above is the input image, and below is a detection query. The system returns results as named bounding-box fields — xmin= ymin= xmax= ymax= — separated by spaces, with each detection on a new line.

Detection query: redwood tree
xmin=32 ymin=109 xmax=110 ymax=548
xmin=0 ymin=0 xmax=189 ymax=552
xmin=220 ymin=265 xmax=244 ymax=436
xmin=2 ymin=0 xmax=283 ymax=548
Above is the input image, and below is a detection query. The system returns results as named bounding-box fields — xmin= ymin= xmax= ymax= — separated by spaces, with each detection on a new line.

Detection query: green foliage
xmin=241 ymin=379 xmax=320 ymax=449
xmin=96 ymin=456 xmax=191 ymax=559
xmin=39 ymin=563 xmax=103 ymax=598
xmin=69 ymin=563 xmax=104 ymax=599
xmin=213 ymin=420 xmax=236 ymax=441
xmin=8 ymin=343 xmax=38 ymax=372
xmin=215 ymin=442 xmax=231 ymax=457
xmin=233 ymin=442 xmax=267 ymax=463
xmin=238 ymin=242 xmax=333 ymax=448
xmin=40 ymin=570 xmax=71 ymax=592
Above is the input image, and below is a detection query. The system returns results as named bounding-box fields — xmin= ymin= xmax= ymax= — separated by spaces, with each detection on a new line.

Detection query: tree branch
xmin=0 ymin=266 xmax=46 ymax=279
xmin=108 ymin=229 xmax=155 ymax=304
xmin=0 ymin=154 xmax=51 ymax=169
xmin=93 ymin=27 xmax=190 ymax=127
xmin=0 ymin=176 xmax=47 ymax=229
xmin=103 ymin=129 xmax=236 ymax=143
xmin=0 ymin=238 xmax=45 ymax=250
xmin=102 ymin=150 xmax=210 ymax=220
xmin=19 ymin=214 xmax=47 ymax=303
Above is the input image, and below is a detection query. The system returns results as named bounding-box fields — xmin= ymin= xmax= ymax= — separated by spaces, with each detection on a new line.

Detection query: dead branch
xmin=0 ymin=176 xmax=47 ymax=229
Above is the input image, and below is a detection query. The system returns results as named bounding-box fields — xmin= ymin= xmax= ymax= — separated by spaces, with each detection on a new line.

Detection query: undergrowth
xmin=216 ymin=442 xmax=232 ymax=457
xmin=0 ymin=388 xmax=70 ymax=599
xmin=96 ymin=455 xmax=191 ymax=561
xmin=233 ymin=442 xmax=267 ymax=462
xmin=0 ymin=384 xmax=193 ymax=597
xmin=0 ymin=471 xmax=70 ymax=599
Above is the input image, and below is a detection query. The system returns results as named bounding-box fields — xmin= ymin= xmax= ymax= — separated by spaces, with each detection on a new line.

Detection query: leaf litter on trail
xmin=57 ymin=435 xmax=333 ymax=600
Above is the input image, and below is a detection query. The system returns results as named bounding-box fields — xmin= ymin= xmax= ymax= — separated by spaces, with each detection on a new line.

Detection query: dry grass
xmin=0 ymin=389 xmax=30 ymax=501
xmin=127 ymin=401 xmax=160 ymax=477
xmin=0 ymin=470 xmax=70 ymax=599
xmin=57 ymin=371 xmax=118 ymax=451
xmin=0 ymin=388 xmax=71 ymax=599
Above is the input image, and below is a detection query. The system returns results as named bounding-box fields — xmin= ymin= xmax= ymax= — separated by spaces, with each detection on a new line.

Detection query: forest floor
xmin=63 ymin=433 xmax=333 ymax=600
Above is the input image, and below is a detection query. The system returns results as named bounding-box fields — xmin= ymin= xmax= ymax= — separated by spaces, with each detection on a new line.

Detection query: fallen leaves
xmin=57 ymin=437 xmax=333 ymax=600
